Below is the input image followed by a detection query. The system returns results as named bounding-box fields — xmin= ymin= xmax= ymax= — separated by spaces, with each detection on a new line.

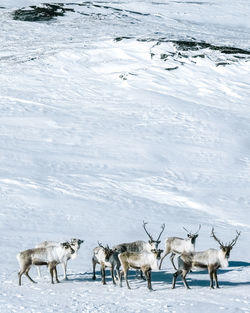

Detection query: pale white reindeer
xmin=17 ymin=242 xmax=75 ymax=286
xmin=172 ymin=228 xmax=241 ymax=289
xmin=36 ymin=238 xmax=84 ymax=280
xmin=119 ymin=248 xmax=163 ymax=290
xmin=159 ymin=225 xmax=201 ymax=270
xmin=113 ymin=221 xmax=165 ymax=279
xmin=92 ymin=242 xmax=121 ymax=286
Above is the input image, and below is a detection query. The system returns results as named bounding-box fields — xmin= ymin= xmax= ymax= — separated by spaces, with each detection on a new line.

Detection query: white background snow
xmin=0 ymin=0 xmax=250 ymax=312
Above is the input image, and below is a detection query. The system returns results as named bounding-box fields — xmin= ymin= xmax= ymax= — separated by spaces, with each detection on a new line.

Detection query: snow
xmin=0 ymin=0 xmax=250 ymax=312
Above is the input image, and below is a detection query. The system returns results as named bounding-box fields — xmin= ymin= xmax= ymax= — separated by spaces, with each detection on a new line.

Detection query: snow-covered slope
xmin=0 ymin=1 xmax=250 ymax=312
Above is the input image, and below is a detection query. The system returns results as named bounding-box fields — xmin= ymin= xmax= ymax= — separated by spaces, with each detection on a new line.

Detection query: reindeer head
xmin=70 ymin=238 xmax=84 ymax=248
xmin=151 ymin=248 xmax=164 ymax=260
xmin=98 ymin=242 xmax=113 ymax=262
xmin=143 ymin=221 xmax=165 ymax=249
xmin=69 ymin=239 xmax=84 ymax=259
xmin=61 ymin=242 xmax=75 ymax=255
xmin=211 ymin=227 xmax=241 ymax=259
xmin=183 ymin=224 xmax=201 ymax=244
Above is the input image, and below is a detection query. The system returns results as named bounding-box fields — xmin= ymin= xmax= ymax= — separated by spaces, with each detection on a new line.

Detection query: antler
xmin=98 ymin=241 xmax=105 ymax=249
xmin=143 ymin=221 xmax=153 ymax=241
xmin=228 ymin=230 xmax=241 ymax=248
xmin=183 ymin=226 xmax=191 ymax=234
xmin=211 ymin=227 xmax=225 ymax=247
xmin=156 ymin=223 xmax=165 ymax=242
xmin=195 ymin=224 xmax=201 ymax=235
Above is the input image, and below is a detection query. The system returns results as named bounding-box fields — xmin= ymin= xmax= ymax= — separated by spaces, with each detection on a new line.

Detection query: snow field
xmin=1 ymin=0 xmax=250 ymax=312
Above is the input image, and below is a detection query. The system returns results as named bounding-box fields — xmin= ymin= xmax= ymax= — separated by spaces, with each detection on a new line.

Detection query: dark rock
xmin=13 ymin=3 xmax=74 ymax=22
xmin=165 ymin=66 xmax=179 ymax=71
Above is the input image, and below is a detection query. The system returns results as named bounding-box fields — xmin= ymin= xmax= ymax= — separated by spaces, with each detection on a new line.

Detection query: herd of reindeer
xmin=17 ymin=222 xmax=241 ymax=291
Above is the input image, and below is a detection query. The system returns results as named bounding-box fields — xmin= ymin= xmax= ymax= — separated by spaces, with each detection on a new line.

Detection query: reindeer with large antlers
xmin=113 ymin=221 xmax=165 ymax=279
xmin=113 ymin=221 xmax=165 ymax=254
xmin=159 ymin=225 xmax=201 ymax=270
xmin=172 ymin=228 xmax=241 ymax=289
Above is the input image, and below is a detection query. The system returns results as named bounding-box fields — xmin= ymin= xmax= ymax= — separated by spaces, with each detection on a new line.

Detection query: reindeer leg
xmin=25 ymin=266 xmax=37 ymax=284
xmin=26 ymin=273 xmax=37 ymax=284
xmin=208 ymin=266 xmax=214 ymax=289
xmin=54 ymin=266 xmax=60 ymax=283
xmin=213 ymin=270 xmax=219 ymax=288
xmin=101 ymin=264 xmax=106 ymax=285
xmin=159 ymin=248 xmax=170 ymax=270
xmin=23 ymin=264 xmax=37 ymax=284
xmin=18 ymin=270 xmax=25 ymax=286
xmin=140 ymin=270 xmax=146 ymax=281
xmin=159 ymin=253 xmax=166 ymax=270
xmin=172 ymin=270 xmax=182 ymax=289
xmin=120 ymin=269 xmax=123 ymax=287
xmin=111 ymin=265 xmax=116 ymax=285
xmin=145 ymin=269 xmax=153 ymax=291
xmin=117 ymin=266 xmax=122 ymax=287
xmin=125 ymin=273 xmax=129 ymax=289
xmin=181 ymin=269 xmax=190 ymax=289
xmin=49 ymin=264 xmax=54 ymax=284
xmin=170 ymin=253 xmax=177 ymax=270
xmin=62 ymin=261 xmax=68 ymax=280
xmin=92 ymin=258 xmax=97 ymax=280
xmin=124 ymin=269 xmax=131 ymax=290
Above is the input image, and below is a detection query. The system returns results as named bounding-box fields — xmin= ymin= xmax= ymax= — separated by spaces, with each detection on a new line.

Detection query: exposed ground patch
xmin=13 ymin=3 xmax=74 ymax=21
xmin=13 ymin=2 xmax=149 ymax=22
xmin=114 ymin=36 xmax=250 ymax=70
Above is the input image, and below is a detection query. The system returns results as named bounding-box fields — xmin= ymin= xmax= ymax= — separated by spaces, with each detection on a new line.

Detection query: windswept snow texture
xmin=1 ymin=0 xmax=250 ymax=312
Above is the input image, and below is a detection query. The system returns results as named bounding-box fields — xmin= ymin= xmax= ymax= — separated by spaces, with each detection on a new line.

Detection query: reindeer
xmin=113 ymin=221 xmax=165 ymax=253
xmin=159 ymin=225 xmax=201 ymax=270
xmin=119 ymin=248 xmax=163 ymax=290
xmin=105 ymin=248 xmax=122 ymax=286
xmin=17 ymin=242 xmax=75 ymax=286
xmin=113 ymin=221 xmax=165 ymax=279
xmin=36 ymin=238 xmax=84 ymax=280
xmin=92 ymin=242 xmax=121 ymax=285
xmin=103 ymin=244 xmax=122 ymax=286
xmin=172 ymin=228 xmax=241 ymax=289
